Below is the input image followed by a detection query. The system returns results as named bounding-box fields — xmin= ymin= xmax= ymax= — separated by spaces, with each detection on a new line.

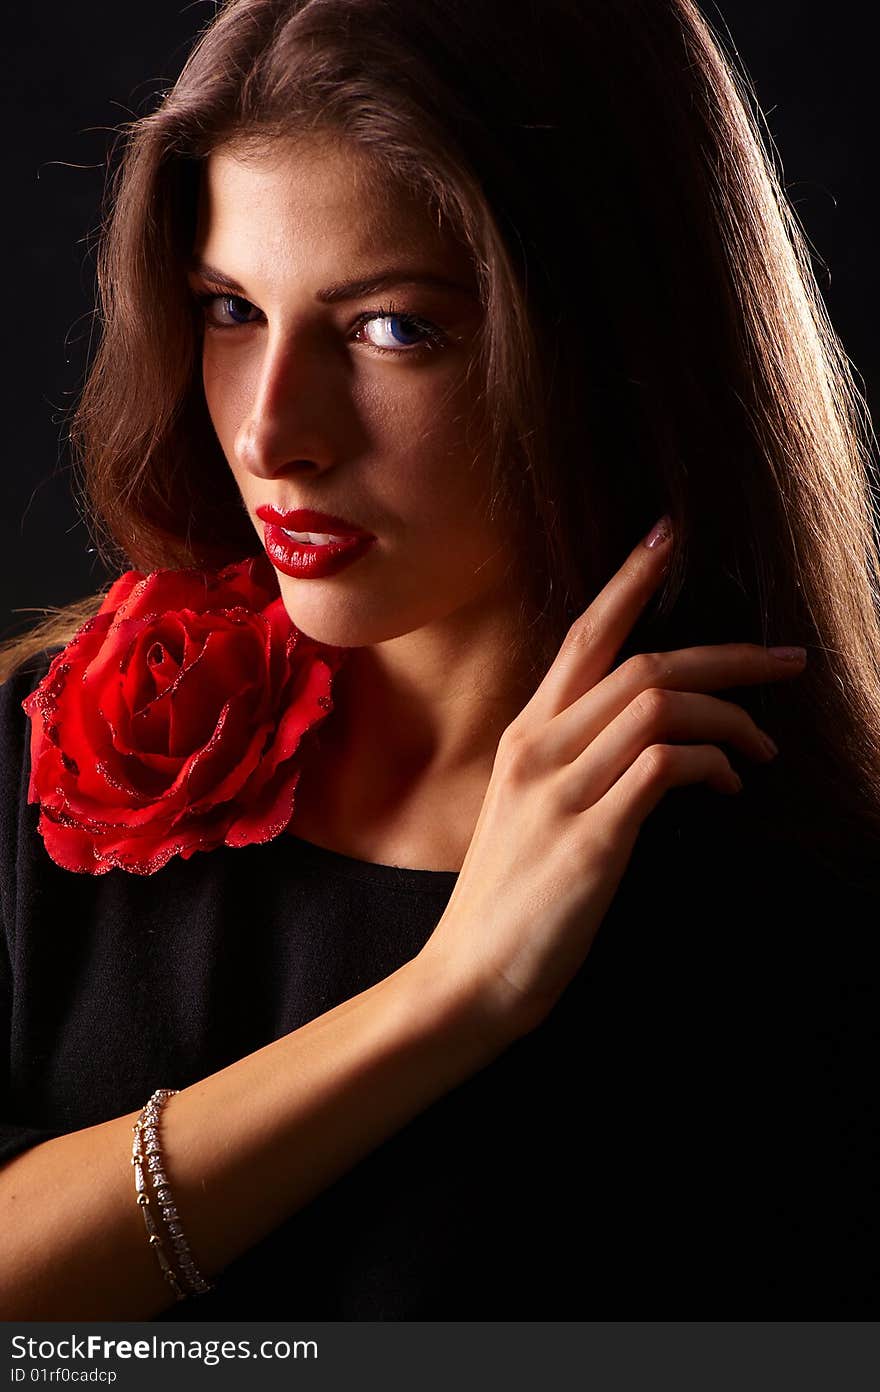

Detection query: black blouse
xmin=1 ymin=649 xmax=878 ymax=1317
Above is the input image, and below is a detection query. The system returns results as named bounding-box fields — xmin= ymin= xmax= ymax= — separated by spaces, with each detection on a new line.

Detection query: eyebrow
xmin=187 ymin=258 xmax=479 ymax=304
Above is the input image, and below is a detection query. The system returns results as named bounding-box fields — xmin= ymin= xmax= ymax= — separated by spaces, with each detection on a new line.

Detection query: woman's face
xmin=189 ymin=134 xmax=519 ymax=650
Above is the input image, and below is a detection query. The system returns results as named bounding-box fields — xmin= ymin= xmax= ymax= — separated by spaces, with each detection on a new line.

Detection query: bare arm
xmin=0 ymin=954 xmax=501 ymax=1320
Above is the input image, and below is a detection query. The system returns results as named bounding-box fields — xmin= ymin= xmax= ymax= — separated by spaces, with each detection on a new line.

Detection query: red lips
xmin=254 ymin=505 xmax=376 ymax=579
xmin=255 ymin=505 xmax=372 ymax=537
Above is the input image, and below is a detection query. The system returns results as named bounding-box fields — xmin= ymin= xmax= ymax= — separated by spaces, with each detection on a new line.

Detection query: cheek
xmin=395 ymin=467 xmax=507 ymax=583
xmin=201 ymin=351 xmax=252 ymax=457
xmin=384 ymin=392 xmax=493 ymax=519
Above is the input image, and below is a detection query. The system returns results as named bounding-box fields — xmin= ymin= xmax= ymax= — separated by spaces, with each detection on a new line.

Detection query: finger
xmin=521 ymin=515 xmax=674 ymax=725
xmin=539 ymin=642 xmax=806 ymax=768
xmin=584 ymin=742 xmax=743 ymax=865
xmin=557 ymin=688 xmax=775 ymax=811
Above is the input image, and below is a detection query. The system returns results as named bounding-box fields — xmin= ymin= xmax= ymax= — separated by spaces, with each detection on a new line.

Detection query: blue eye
xmin=374 ymin=316 xmax=423 ymax=346
xmin=355 ymin=308 xmax=445 ymax=355
xmin=195 ymin=293 xmax=260 ymax=328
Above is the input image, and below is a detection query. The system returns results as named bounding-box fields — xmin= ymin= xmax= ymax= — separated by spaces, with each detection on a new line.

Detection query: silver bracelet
xmin=131 ymin=1087 xmax=215 ymax=1299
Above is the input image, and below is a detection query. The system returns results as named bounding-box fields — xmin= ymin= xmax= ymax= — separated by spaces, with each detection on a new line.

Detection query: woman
xmin=1 ymin=0 xmax=878 ymax=1318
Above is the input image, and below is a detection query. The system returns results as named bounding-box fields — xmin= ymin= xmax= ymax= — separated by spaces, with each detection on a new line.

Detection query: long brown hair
xmin=4 ymin=0 xmax=880 ymax=879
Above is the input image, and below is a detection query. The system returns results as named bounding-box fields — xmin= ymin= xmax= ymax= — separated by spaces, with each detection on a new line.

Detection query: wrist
xmin=402 ymin=944 xmax=520 ymax=1068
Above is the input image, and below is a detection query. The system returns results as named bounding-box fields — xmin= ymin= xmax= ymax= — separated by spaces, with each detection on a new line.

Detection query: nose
xmin=233 ymin=329 xmax=338 ymax=481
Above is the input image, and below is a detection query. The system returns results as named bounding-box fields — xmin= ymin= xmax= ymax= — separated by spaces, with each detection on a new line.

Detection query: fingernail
xmin=759 ymin=732 xmax=779 ymax=758
xmin=767 ymin=646 xmax=807 ymax=662
xmin=644 ymin=514 xmax=672 ymax=549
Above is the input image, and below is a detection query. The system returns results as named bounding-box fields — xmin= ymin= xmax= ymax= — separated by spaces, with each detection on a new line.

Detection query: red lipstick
xmin=255 ymin=505 xmax=376 ymax=579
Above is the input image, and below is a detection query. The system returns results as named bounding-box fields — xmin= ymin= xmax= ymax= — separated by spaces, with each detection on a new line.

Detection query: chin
xmin=275 ymin=570 xmax=476 ymax=650
xmin=275 ymin=582 xmax=422 ymax=649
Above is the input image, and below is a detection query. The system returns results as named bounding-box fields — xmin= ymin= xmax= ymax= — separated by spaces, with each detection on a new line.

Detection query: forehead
xmin=194 ymin=134 xmax=467 ymax=274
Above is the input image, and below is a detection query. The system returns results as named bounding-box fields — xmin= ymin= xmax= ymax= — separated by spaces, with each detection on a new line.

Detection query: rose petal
xmin=124 ymin=617 xmax=187 ymax=711
xmin=36 ymin=811 xmax=117 ymax=874
xmin=111 ymin=557 xmax=278 ymax=629
xmin=184 ymin=702 xmax=275 ymax=810
xmin=168 ymin=619 xmax=264 ymax=757
xmin=224 ymin=766 xmax=303 ymax=847
xmin=244 ymin=651 xmax=339 ymax=795
xmin=99 ymin=570 xmax=146 ymax=616
xmin=24 ymin=636 xmax=121 ymax=806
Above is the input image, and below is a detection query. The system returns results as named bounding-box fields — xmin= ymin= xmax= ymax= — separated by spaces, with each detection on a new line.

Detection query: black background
xmin=4 ymin=2 xmax=877 ymax=636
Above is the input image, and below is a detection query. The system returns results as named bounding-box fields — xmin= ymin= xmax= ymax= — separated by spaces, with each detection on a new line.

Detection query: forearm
xmin=0 ymin=953 xmax=502 ymax=1320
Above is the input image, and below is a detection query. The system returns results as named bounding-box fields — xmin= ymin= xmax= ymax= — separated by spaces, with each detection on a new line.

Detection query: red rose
xmin=22 ymin=554 xmax=348 ymax=875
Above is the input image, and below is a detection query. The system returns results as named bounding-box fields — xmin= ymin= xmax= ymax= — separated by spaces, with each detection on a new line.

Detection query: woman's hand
xmin=420 ymin=516 xmax=808 ymax=1045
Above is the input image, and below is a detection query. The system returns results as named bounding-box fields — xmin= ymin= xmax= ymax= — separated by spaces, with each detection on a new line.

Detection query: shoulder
xmin=0 ymin=646 xmax=63 ymax=781
xmin=0 ymin=645 xmax=61 ymax=763
xmin=0 ymin=647 xmax=63 ymax=910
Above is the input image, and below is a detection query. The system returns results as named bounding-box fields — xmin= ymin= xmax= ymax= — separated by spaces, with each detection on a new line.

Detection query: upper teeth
xmin=281 ymin=529 xmax=345 ymax=545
